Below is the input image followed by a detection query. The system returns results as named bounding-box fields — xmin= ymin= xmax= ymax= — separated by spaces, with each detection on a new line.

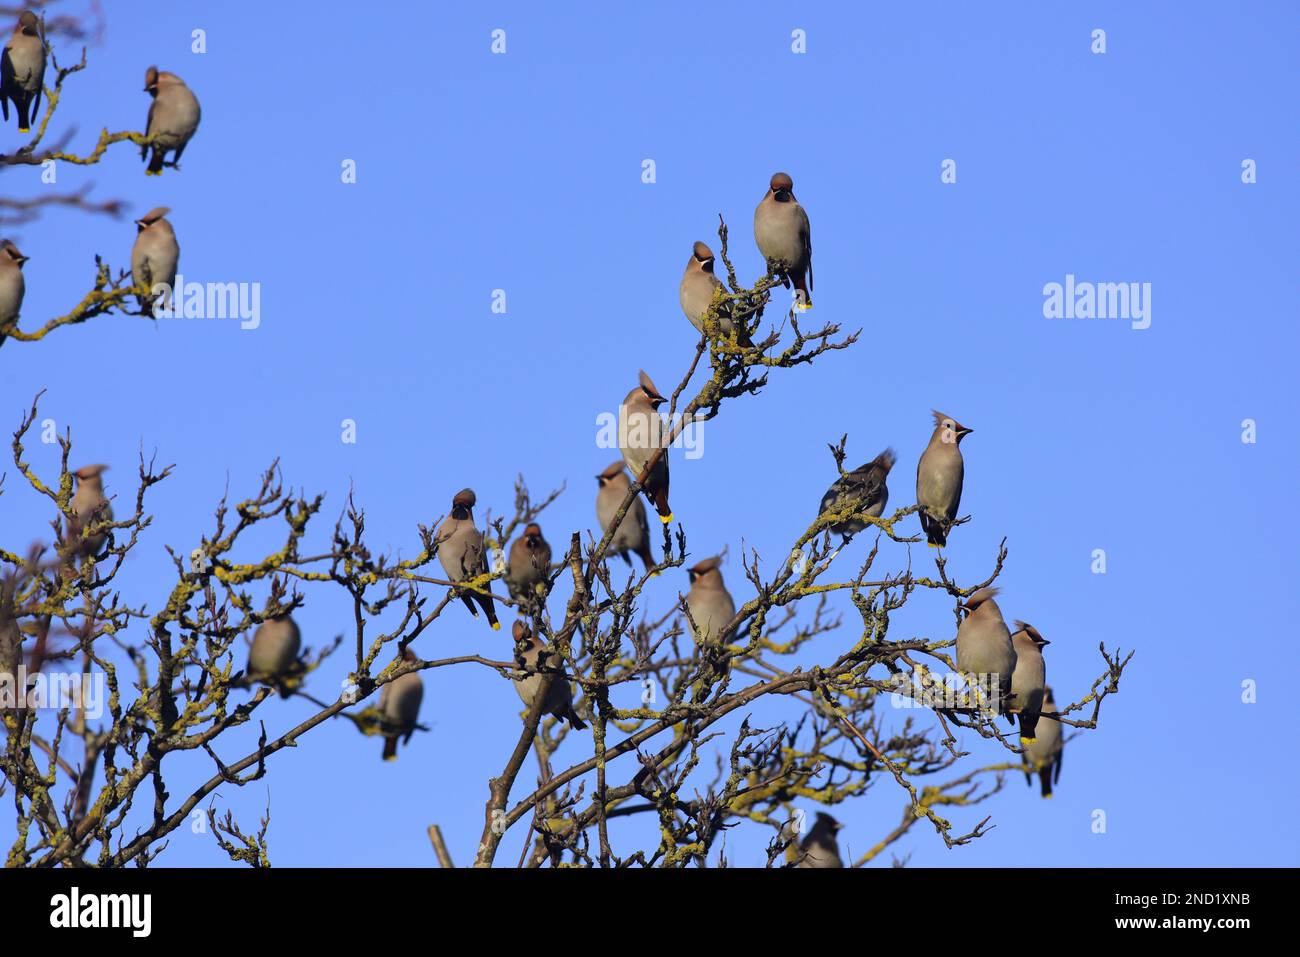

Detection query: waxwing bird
xmin=1009 ymin=621 xmax=1050 ymax=743
xmin=379 ymin=649 xmax=424 ymax=761
xmin=68 ymin=464 xmax=113 ymax=560
xmin=684 ymin=555 xmax=736 ymax=645
xmin=1 ymin=12 xmax=44 ymax=133
xmin=618 ymin=371 xmax=673 ymax=524
xmin=915 ymin=411 xmax=972 ymax=548
xmin=955 ymin=587 xmax=1015 ymax=716
xmin=680 ymin=241 xmax=750 ymax=346
xmin=795 ymin=812 xmax=844 ymax=868
xmin=505 ymin=522 xmax=552 ymax=608
xmin=436 ymin=489 xmax=500 ymax=631
xmin=141 ymin=66 xmax=200 ymax=175
xmin=1023 ymin=686 xmax=1064 ymax=798
xmin=595 ymin=461 xmax=655 ymax=573
xmin=511 ymin=621 xmax=586 ymax=730
xmin=754 ymin=172 xmax=813 ymax=310
xmin=818 ymin=448 xmax=896 ymax=539
xmin=247 ymin=615 xmax=302 ymax=682
xmin=0 ymin=239 xmax=28 ymax=344
xmin=131 ymin=207 xmax=179 ymax=315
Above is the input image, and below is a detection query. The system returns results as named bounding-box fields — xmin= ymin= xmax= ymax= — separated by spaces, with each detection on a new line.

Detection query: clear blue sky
xmin=2 ymin=0 xmax=1296 ymax=867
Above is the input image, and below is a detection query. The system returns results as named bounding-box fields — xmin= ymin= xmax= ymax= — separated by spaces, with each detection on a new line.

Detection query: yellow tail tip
xmin=491 ymin=621 xmax=501 ymax=631
xmin=1042 ymin=793 xmax=1053 ymax=800
xmin=383 ymin=754 xmax=397 ymax=763
xmin=795 ymin=301 xmax=812 ymax=311
xmin=1020 ymin=735 xmax=1036 ymax=744
xmin=18 ymin=127 xmax=30 ymax=133
xmin=927 ymin=542 xmax=939 ymax=549
xmin=660 ymin=513 xmax=673 ymax=524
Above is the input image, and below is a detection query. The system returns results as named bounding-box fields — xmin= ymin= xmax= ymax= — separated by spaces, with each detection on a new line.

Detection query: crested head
xmin=511 ymin=620 xmax=530 ymax=643
xmin=1013 ymin=621 xmax=1049 ymax=646
xmin=869 ymin=448 xmax=897 ymax=473
xmin=144 ymin=66 xmax=159 ymax=91
xmin=451 ymin=488 xmax=476 ymax=508
xmin=963 ymin=587 xmax=1001 ymax=613
xmin=597 ymin=460 xmax=629 ymax=485
xmin=1 ymin=239 xmax=27 ymax=264
xmin=74 ymin=464 xmax=110 ymax=483
xmin=399 ymin=648 xmax=417 ymax=663
xmin=17 ymin=11 xmax=37 ymax=32
xmin=692 ymin=241 xmax=714 ymax=262
xmin=770 ymin=172 xmax=794 ymax=192
xmin=523 ymin=522 xmax=542 ymax=538
xmin=688 ymin=555 xmax=724 ymax=585
xmin=136 ymin=206 xmax=172 ymax=227
xmin=638 ymin=369 xmax=664 ymax=402
xmin=930 ymin=410 xmax=972 ymax=444
xmin=812 ymin=811 xmax=842 ymax=833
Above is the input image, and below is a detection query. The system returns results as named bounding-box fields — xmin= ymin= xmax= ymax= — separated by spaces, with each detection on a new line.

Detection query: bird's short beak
xmin=1039 ymin=639 xmax=1051 ymax=646
xmin=15 ymin=255 xmax=29 ymax=264
xmin=958 ymin=427 xmax=973 ymax=437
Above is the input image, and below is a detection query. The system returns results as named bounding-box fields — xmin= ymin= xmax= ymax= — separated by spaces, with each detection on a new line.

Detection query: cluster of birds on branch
xmin=2 ymin=9 xmax=201 ymax=342
xmin=2 ymin=6 xmax=1071 ymax=860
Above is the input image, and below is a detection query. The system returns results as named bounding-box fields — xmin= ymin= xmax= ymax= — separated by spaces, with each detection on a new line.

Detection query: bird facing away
xmin=511 ymin=621 xmax=586 ymax=730
xmin=618 ymin=370 xmax=673 ymax=524
xmin=505 ymin=522 xmax=552 ymax=607
xmin=131 ymin=207 xmax=179 ymax=315
xmin=915 ymin=411 xmax=972 ymax=548
xmin=818 ymin=448 xmax=897 ymax=538
xmin=68 ymin=464 xmax=113 ymax=560
xmin=685 ymin=555 xmax=736 ymax=645
xmin=1023 ymin=685 xmax=1064 ymax=798
xmin=247 ymin=615 xmax=302 ymax=684
xmin=595 ymin=461 xmax=655 ymax=573
xmin=379 ymin=649 xmax=424 ymax=761
xmin=955 ymin=587 xmax=1015 ymax=716
xmin=142 ymin=66 xmax=201 ymax=175
xmin=1 ymin=12 xmax=44 ymax=133
xmin=436 ymin=488 xmax=501 ymax=631
xmin=680 ymin=240 xmax=750 ymax=346
xmin=1009 ymin=621 xmax=1050 ymax=743
xmin=0 ymin=239 xmax=28 ymax=342
xmin=795 ymin=812 xmax=844 ymax=867
xmin=754 ymin=172 xmax=813 ymax=310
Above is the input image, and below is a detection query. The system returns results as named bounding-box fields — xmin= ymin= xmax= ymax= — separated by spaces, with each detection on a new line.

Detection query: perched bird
xmin=0 ymin=11 xmax=44 ymax=134
xmin=1009 ymin=621 xmax=1050 ymax=743
xmin=618 ymin=370 xmax=673 ymax=524
xmin=0 ymin=239 xmax=28 ymax=343
xmin=436 ymin=489 xmax=500 ymax=631
xmin=955 ymin=587 xmax=1015 ymax=716
xmin=247 ymin=615 xmax=302 ymax=684
xmin=141 ymin=66 xmax=200 ymax=175
xmin=754 ymin=172 xmax=813 ymax=310
xmin=595 ymin=461 xmax=655 ymax=573
xmin=511 ymin=621 xmax=585 ymax=730
xmin=68 ymin=464 xmax=113 ymax=559
xmin=505 ymin=522 xmax=551 ymax=608
xmin=680 ymin=240 xmax=749 ymax=345
xmin=818 ymin=448 xmax=897 ymax=538
xmin=130 ymin=207 xmax=179 ymax=315
xmin=795 ymin=812 xmax=844 ymax=868
xmin=684 ymin=555 xmax=736 ymax=645
xmin=379 ymin=649 xmax=424 ymax=761
xmin=915 ymin=411 xmax=972 ymax=548
xmin=1023 ymin=686 xmax=1064 ymax=798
